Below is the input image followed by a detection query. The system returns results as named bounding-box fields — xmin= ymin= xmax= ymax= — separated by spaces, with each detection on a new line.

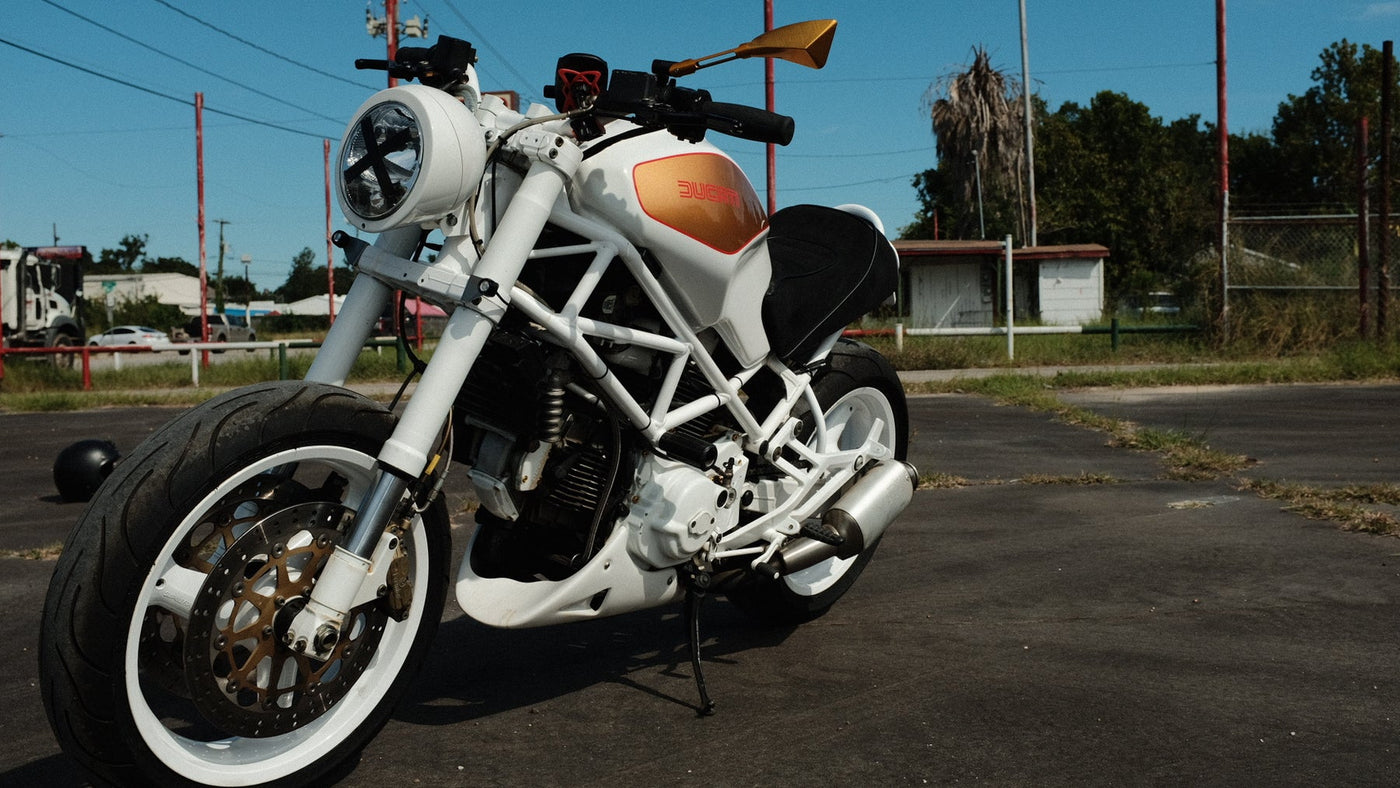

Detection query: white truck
xmin=0 ymin=246 xmax=86 ymax=353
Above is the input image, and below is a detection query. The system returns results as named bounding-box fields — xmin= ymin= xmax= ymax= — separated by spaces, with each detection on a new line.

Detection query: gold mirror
xmin=670 ymin=19 xmax=838 ymax=77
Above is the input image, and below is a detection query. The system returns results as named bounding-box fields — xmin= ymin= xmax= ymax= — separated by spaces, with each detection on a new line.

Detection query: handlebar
xmin=357 ymin=37 xmax=797 ymax=146
xmin=696 ymin=101 xmax=795 ymax=146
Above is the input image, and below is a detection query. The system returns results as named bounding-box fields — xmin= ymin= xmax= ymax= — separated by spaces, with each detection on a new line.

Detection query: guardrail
xmin=0 ymin=338 xmax=406 ymax=390
xmin=845 ymin=319 xmax=1199 ymax=356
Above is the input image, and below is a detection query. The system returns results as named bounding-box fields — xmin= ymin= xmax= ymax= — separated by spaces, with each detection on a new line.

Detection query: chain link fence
xmin=1226 ymin=214 xmax=1396 ymax=291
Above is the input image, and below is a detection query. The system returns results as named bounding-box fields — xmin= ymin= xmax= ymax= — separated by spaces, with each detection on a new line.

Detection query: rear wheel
xmin=730 ymin=340 xmax=909 ymax=623
xmin=40 ymin=381 xmax=449 ymax=787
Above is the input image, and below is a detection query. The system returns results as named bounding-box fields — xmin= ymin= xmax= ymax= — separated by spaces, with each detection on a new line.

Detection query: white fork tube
xmin=305 ymin=226 xmax=420 ymax=386
xmin=291 ymin=148 xmax=576 ymax=657
xmin=375 ymin=157 xmax=571 ymax=479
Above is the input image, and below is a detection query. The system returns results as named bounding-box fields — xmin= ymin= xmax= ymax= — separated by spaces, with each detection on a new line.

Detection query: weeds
xmin=1239 ymin=479 xmax=1400 ymax=535
xmin=939 ymin=373 xmax=1253 ymax=481
xmin=0 ymin=543 xmax=64 ymax=560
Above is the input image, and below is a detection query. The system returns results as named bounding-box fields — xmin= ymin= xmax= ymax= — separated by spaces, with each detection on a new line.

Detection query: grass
xmin=1239 ymin=479 xmax=1400 ymax=536
xmin=4 ymin=329 xmax=1398 ymax=536
xmin=0 ymin=542 xmax=64 ymax=560
xmin=919 ymin=372 xmax=1254 ymax=481
xmin=0 ymin=347 xmax=413 ymax=411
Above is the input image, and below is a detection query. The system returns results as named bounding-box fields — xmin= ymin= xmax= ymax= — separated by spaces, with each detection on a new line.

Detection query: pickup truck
xmin=173 ymin=313 xmax=256 ymax=346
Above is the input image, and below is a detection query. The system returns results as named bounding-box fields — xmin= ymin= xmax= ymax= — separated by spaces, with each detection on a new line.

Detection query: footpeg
xmin=800 ymin=520 xmax=845 ymax=547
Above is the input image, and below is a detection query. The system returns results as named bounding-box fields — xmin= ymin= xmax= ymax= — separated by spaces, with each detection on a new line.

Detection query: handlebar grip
xmin=698 ymin=101 xmax=795 ymax=146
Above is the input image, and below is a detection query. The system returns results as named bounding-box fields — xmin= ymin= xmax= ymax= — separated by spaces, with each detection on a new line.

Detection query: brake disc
xmin=183 ymin=501 xmax=389 ymax=738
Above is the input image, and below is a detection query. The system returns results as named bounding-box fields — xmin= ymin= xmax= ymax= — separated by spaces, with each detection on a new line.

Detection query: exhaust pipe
xmin=772 ymin=459 xmax=919 ymax=576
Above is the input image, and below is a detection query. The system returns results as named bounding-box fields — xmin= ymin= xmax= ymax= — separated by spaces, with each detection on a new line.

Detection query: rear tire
xmin=40 ymin=381 xmax=450 ymax=787
xmin=729 ymin=340 xmax=909 ymax=623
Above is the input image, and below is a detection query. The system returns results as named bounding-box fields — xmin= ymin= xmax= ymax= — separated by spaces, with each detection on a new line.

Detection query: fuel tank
xmin=574 ymin=121 xmax=772 ymax=366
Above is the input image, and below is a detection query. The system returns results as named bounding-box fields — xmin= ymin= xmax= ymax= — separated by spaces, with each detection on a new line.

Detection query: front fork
xmin=288 ymin=129 xmax=581 ymax=658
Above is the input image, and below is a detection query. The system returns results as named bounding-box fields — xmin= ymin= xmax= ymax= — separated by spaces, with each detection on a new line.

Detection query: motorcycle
xmin=40 ymin=19 xmax=916 ymax=787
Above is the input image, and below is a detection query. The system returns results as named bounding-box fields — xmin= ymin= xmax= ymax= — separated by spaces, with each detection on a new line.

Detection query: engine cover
xmin=624 ymin=440 xmax=747 ymax=568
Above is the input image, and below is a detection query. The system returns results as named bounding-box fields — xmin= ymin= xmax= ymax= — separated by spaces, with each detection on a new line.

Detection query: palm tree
xmin=926 ymin=47 xmax=1027 ymax=240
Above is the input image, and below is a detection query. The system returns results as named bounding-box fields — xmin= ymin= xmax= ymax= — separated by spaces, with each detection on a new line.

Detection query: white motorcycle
xmin=40 ymin=19 xmax=916 ymax=787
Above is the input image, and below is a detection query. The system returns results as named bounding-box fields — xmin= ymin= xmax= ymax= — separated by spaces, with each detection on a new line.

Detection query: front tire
xmin=729 ymin=340 xmax=909 ymax=623
xmin=40 ymin=381 xmax=450 ymax=787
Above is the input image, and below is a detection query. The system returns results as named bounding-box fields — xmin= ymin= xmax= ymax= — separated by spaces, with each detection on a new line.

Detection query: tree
xmin=92 ymin=234 xmax=148 ymax=274
xmin=1240 ymin=39 xmax=1400 ymax=213
xmin=275 ymin=247 xmax=327 ymax=302
xmin=918 ymin=47 xmax=1028 ymax=241
xmin=1034 ymin=92 xmax=1215 ymax=295
xmin=908 ymin=89 xmax=1215 ymax=297
xmin=141 ymin=256 xmax=199 ymax=276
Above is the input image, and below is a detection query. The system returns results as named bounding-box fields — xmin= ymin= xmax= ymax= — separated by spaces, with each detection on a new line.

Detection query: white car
xmin=88 ymin=325 xmax=171 ymax=347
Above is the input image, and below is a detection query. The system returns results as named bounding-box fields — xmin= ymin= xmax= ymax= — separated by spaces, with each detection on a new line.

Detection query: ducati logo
xmin=677 ymin=180 xmax=742 ymax=207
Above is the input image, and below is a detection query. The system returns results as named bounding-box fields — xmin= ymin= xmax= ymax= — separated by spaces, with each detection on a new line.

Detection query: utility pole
xmin=214 ymin=219 xmax=230 ymax=314
xmin=366 ymin=1 xmax=429 ymax=88
xmin=1018 ymin=0 xmax=1037 ymax=247
xmin=764 ymin=0 xmax=776 ymax=216
xmin=324 ymin=139 xmax=336 ymax=324
xmin=196 ymin=92 xmax=209 ymax=364
xmin=1379 ymin=40 xmax=1393 ymax=341
xmin=1215 ymin=0 xmax=1230 ymax=343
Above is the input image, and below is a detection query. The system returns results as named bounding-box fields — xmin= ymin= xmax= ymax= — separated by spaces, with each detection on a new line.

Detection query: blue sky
xmin=1 ymin=0 xmax=1396 ymax=289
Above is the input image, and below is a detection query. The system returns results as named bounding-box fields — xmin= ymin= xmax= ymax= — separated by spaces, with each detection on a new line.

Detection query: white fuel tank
xmin=574 ymin=121 xmax=772 ymax=366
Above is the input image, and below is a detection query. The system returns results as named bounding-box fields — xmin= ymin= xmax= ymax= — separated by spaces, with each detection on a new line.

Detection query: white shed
xmin=894 ymin=241 xmax=1108 ymax=328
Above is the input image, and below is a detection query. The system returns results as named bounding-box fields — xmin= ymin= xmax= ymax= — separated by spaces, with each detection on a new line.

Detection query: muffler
xmin=770 ymin=459 xmax=919 ymax=576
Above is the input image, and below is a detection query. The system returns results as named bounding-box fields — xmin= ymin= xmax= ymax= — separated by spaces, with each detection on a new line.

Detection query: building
xmin=83 ymin=272 xmax=210 ymax=314
xmin=894 ymin=240 xmax=1108 ymax=328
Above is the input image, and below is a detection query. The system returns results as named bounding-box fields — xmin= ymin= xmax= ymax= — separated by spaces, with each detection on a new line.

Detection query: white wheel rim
xmin=784 ymin=386 xmax=897 ymax=597
xmin=124 ymin=444 xmax=430 ymax=786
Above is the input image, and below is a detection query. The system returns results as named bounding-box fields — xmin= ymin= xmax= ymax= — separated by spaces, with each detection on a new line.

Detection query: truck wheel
xmin=52 ymin=333 xmax=78 ymax=369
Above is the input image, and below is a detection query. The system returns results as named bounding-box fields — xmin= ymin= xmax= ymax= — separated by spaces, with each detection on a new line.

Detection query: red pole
xmin=1215 ymin=0 xmax=1230 ymax=340
xmin=1360 ymin=116 xmax=1371 ymax=339
xmin=386 ymin=0 xmax=399 ymax=88
xmin=1379 ymin=40 xmax=1394 ymax=340
xmin=0 ymin=257 xmax=6 ymax=383
xmin=196 ymin=92 xmax=210 ymax=367
xmin=325 ymin=139 xmax=336 ymax=324
xmin=764 ymin=0 xmax=776 ymax=216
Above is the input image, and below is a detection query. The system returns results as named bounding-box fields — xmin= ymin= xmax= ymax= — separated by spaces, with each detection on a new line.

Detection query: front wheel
xmin=40 ymin=381 xmax=450 ymax=787
xmin=729 ymin=340 xmax=909 ymax=623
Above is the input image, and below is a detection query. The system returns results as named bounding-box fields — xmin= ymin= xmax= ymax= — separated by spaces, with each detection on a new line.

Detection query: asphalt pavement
xmin=1 ymin=381 xmax=1398 ymax=785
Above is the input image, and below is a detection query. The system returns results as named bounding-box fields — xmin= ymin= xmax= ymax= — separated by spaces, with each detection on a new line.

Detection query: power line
xmin=39 ymin=0 xmax=343 ymax=127
xmin=431 ymin=0 xmax=542 ymax=102
xmin=146 ymin=0 xmax=378 ymax=91
xmin=710 ymin=61 xmax=1216 ymax=90
xmin=730 ymin=146 xmax=936 ymax=161
xmin=783 ymin=174 xmax=915 ymax=193
xmin=0 ymin=36 xmax=330 ymax=140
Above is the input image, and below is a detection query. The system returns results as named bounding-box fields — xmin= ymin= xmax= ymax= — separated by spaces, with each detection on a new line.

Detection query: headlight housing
xmin=337 ymin=85 xmax=487 ymax=233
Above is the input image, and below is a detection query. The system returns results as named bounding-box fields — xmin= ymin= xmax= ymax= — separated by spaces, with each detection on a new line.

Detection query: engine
xmin=455 ymin=236 xmax=743 ymax=582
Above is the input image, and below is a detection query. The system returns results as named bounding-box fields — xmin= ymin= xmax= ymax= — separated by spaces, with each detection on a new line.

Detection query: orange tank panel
xmin=632 ymin=153 xmax=768 ymax=254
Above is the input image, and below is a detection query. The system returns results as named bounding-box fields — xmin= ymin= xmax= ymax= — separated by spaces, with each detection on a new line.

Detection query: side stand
xmin=681 ymin=566 xmax=717 ymax=716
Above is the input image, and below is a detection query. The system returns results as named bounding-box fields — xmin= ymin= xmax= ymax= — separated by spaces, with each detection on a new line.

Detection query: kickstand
xmin=682 ymin=568 xmax=717 ymax=716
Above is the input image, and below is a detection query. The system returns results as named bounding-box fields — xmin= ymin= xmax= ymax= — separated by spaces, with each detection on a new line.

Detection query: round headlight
xmin=342 ymin=102 xmax=422 ymax=220
xmin=337 ymin=85 xmax=487 ymax=233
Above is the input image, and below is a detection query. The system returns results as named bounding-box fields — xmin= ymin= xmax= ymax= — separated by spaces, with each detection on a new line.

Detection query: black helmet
xmin=53 ymin=439 xmax=121 ymax=502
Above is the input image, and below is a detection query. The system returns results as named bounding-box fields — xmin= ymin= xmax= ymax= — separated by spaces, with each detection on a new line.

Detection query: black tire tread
xmin=40 ymin=381 xmax=446 ymax=787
